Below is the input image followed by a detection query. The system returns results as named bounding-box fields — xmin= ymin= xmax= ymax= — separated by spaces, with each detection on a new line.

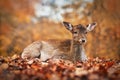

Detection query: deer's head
xmin=63 ymin=22 xmax=97 ymax=45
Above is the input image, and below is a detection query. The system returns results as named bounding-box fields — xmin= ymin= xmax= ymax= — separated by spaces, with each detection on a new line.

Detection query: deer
xmin=21 ymin=22 xmax=97 ymax=62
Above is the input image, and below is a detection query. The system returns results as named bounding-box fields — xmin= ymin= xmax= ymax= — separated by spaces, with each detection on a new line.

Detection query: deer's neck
xmin=70 ymin=40 xmax=87 ymax=61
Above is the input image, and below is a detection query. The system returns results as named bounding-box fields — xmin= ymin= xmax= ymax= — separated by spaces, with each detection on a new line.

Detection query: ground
xmin=0 ymin=55 xmax=120 ymax=80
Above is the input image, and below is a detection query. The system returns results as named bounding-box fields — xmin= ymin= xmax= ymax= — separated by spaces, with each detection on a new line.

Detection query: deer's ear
xmin=63 ymin=21 xmax=73 ymax=31
xmin=86 ymin=22 xmax=97 ymax=32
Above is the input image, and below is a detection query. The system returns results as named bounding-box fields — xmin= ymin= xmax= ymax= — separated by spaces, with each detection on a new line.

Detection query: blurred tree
xmin=0 ymin=0 xmax=119 ymax=59
xmin=87 ymin=0 xmax=120 ymax=59
xmin=0 ymin=0 xmax=36 ymax=56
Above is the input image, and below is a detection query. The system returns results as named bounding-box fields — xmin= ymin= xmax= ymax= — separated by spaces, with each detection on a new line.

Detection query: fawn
xmin=21 ymin=22 xmax=97 ymax=62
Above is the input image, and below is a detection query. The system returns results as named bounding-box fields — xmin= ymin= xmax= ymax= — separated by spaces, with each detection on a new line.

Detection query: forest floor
xmin=0 ymin=55 xmax=120 ymax=80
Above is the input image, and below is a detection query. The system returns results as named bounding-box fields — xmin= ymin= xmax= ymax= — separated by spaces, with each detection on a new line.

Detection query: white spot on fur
xmin=40 ymin=41 xmax=56 ymax=61
xmin=40 ymin=51 xmax=51 ymax=61
xmin=69 ymin=24 xmax=73 ymax=30
xmin=81 ymin=49 xmax=87 ymax=61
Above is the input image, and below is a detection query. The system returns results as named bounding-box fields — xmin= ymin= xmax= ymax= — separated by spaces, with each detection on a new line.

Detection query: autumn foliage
xmin=0 ymin=0 xmax=120 ymax=80
xmin=0 ymin=55 xmax=120 ymax=80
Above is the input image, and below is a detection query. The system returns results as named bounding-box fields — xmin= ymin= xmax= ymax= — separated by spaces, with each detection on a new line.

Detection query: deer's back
xmin=21 ymin=39 xmax=72 ymax=61
xmin=45 ymin=39 xmax=71 ymax=52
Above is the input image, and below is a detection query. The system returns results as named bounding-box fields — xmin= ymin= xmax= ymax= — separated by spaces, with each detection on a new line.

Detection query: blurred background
xmin=0 ymin=0 xmax=120 ymax=59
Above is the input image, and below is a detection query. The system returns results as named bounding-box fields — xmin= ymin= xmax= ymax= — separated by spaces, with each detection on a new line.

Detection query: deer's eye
xmin=74 ymin=32 xmax=77 ymax=34
xmin=86 ymin=25 xmax=89 ymax=27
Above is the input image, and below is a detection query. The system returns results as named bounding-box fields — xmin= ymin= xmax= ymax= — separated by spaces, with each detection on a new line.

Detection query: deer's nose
xmin=82 ymin=40 xmax=85 ymax=43
xmin=79 ymin=39 xmax=86 ymax=43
